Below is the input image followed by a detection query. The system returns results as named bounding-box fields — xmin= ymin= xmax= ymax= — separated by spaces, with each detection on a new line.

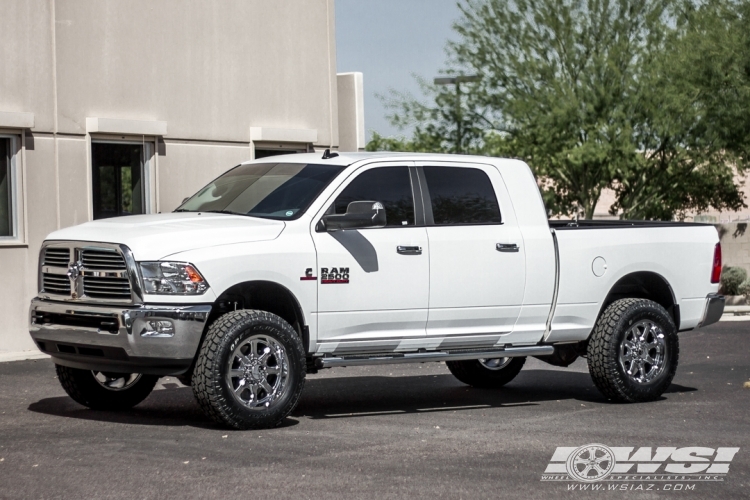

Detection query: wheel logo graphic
xmin=566 ymin=444 xmax=616 ymax=482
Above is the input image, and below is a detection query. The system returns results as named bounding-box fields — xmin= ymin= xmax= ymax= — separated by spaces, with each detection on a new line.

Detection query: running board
xmin=315 ymin=345 xmax=555 ymax=368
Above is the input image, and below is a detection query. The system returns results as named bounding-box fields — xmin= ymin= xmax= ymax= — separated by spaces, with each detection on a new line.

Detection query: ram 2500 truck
xmin=29 ymin=152 xmax=725 ymax=429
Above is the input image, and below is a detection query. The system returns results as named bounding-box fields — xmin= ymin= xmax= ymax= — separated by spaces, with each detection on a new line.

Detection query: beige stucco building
xmin=0 ymin=0 xmax=365 ymax=356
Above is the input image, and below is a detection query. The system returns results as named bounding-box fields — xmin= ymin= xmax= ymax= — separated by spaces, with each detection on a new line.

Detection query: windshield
xmin=176 ymin=163 xmax=345 ymax=220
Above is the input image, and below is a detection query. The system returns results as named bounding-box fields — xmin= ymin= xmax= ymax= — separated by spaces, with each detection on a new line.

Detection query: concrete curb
xmin=0 ymin=351 xmax=50 ymax=363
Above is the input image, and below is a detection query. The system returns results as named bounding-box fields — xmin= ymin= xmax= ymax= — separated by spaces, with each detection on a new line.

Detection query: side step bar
xmin=315 ymin=345 xmax=555 ymax=369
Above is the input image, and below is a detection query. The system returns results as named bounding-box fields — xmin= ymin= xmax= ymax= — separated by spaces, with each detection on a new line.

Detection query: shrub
xmin=721 ymin=266 xmax=747 ymax=295
xmin=738 ymin=278 xmax=750 ymax=298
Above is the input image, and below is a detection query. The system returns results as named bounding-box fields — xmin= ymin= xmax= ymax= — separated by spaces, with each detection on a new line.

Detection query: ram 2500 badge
xmin=30 ymin=152 xmax=725 ymax=429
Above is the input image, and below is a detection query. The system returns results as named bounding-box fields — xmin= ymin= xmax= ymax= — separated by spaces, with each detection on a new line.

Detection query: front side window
xmin=333 ymin=167 xmax=415 ymax=226
xmin=92 ymin=143 xmax=146 ymax=220
xmin=423 ymin=166 xmax=502 ymax=225
xmin=178 ymin=163 xmax=344 ymax=220
xmin=0 ymin=138 xmax=12 ymax=236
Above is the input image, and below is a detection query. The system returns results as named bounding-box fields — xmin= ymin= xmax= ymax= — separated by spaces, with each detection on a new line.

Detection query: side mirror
xmin=320 ymin=201 xmax=387 ymax=231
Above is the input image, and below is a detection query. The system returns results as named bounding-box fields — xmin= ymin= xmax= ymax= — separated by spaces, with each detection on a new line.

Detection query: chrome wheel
xmin=227 ymin=334 xmax=289 ymax=409
xmin=619 ymin=320 xmax=667 ymax=384
xmin=92 ymin=372 xmax=142 ymax=391
xmin=478 ymin=357 xmax=512 ymax=370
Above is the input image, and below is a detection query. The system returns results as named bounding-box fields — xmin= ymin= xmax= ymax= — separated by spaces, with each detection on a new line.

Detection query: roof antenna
xmin=322 ymin=148 xmax=339 ymax=159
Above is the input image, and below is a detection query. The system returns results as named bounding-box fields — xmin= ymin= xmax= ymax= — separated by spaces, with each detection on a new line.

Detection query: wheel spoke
xmin=258 ymin=347 xmax=272 ymax=364
xmin=593 ymin=463 xmax=608 ymax=474
xmin=260 ymin=379 xmax=274 ymax=396
xmin=234 ymin=379 xmax=246 ymax=394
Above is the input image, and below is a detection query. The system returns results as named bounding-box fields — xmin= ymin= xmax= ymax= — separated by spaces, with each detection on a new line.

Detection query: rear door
xmin=311 ymin=162 xmax=429 ymax=345
xmin=416 ymin=162 xmax=526 ymax=341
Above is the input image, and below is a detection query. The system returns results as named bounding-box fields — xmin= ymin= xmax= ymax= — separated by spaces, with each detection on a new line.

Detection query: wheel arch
xmin=204 ymin=280 xmax=308 ymax=351
xmin=598 ymin=271 xmax=679 ymax=330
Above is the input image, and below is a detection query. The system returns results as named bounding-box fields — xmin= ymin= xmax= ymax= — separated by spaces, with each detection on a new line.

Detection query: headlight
xmin=139 ymin=262 xmax=209 ymax=295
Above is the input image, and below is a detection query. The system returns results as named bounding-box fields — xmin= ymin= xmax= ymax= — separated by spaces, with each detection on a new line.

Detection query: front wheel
xmin=192 ymin=310 xmax=306 ymax=430
xmin=55 ymin=365 xmax=158 ymax=410
xmin=446 ymin=356 xmax=526 ymax=388
xmin=587 ymin=298 xmax=679 ymax=403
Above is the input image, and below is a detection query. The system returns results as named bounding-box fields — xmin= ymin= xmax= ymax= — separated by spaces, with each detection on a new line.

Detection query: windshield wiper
xmin=203 ymin=210 xmax=252 ymax=216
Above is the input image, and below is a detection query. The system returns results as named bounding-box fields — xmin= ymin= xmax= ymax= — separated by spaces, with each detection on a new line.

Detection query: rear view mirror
xmin=320 ymin=201 xmax=387 ymax=231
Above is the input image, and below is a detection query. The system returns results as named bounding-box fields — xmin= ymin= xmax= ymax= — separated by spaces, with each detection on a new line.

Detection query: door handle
xmin=397 ymin=245 xmax=422 ymax=255
xmin=496 ymin=243 xmax=519 ymax=253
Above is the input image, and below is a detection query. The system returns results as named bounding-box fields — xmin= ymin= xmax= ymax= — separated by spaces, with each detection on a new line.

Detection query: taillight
xmin=711 ymin=243 xmax=722 ymax=284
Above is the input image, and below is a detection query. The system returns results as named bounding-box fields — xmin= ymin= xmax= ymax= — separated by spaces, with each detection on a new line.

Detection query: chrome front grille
xmin=42 ymin=273 xmax=71 ymax=294
xmin=39 ymin=243 xmax=138 ymax=304
xmin=83 ymin=276 xmax=132 ymax=299
xmin=43 ymin=248 xmax=70 ymax=267
xmin=81 ymin=249 xmax=127 ymax=270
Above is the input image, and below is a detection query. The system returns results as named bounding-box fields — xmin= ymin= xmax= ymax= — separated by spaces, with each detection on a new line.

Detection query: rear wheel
xmin=587 ymin=298 xmax=678 ymax=402
xmin=192 ymin=310 xmax=306 ymax=430
xmin=55 ymin=365 xmax=158 ymax=410
xmin=446 ymin=356 xmax=526 ymax=388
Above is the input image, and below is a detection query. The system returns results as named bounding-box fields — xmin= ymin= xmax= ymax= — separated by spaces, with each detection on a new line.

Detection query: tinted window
xmin=333 ymin=167 xmax=415 ymax=226
xmin=178 ymin=163 xmax=344 ymax=220
xmin=423 ymin=166 xmax=501 ymax=225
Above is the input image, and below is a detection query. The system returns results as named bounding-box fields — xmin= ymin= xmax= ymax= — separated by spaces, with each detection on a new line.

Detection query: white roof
xmin=241 ymin=151 xmax=504 ymax=167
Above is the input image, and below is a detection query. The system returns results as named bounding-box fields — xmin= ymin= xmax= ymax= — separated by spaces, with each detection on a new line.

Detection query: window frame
xmin=416 ymin=164 xmax=504 ymax=227
xmin=0 ymin=133 xmax=23 ymax=244
xmin=90 ymin=138 xmax=154 ymax=220
xmin=318 ymin=162 xmax=424 ymax=230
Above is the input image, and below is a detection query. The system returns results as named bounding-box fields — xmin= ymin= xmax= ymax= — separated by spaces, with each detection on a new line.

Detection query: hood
xmin=45 ymin=212 xmax=286 ymax=260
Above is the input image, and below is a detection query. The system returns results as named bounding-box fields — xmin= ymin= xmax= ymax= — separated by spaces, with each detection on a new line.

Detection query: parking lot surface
xmin=0 ymin=322 xmax=748 ymax=499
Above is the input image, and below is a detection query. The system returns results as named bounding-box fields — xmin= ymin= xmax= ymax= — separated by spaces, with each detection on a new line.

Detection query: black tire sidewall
xmin=56 ymin=365 xmax=158 ymax=410
xmin=607 ymin=301 xmax=678 ymax=401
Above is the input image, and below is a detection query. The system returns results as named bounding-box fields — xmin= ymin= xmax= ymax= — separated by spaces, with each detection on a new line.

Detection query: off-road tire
xmin=587 ymin=298 xmax=679 ymax=403
xmin=192 ymin=310 xmax=306 ymax=430
xmin=446 ymin=357 xmax=526 ymax=388
xmin=55 ymin=365 xmax=158 ymax=410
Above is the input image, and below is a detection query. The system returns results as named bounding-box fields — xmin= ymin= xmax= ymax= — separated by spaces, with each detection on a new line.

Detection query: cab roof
xmin=240 ymin=151 xmax=505 ymax=167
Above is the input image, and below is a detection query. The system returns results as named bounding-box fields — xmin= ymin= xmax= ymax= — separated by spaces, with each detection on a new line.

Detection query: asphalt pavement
xmin=0 ymin=322 xmax=748 ymax=499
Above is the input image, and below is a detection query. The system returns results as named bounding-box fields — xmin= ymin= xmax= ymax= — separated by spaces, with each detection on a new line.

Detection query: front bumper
xmin=698 ymin=293 xmax=725 ymax=328
xmin=29 ymin=298 xmax=211 ymax=376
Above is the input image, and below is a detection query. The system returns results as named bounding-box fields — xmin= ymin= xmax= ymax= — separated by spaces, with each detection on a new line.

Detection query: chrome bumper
xmin=698 ymin=293 xmax=725 ymax=328
xmin=29 ymin=298 xmax=211 ymax=375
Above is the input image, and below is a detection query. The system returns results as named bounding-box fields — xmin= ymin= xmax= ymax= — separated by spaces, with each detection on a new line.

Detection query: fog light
xmin=141 ymin=320 xmax=176 ymax=338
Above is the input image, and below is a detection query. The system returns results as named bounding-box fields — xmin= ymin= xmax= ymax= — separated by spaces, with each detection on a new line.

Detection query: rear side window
xmin=423 ymin=166 xmax=502 ymax=225
xmin=333 ymin=167 xmax=415 ymax=226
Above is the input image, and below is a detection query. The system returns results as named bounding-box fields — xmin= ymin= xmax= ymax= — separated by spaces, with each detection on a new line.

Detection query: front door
xmin=312 ymin=163 xmax=429 ymax=348
xmin=416 ymin=163 xmax=526 ymax=342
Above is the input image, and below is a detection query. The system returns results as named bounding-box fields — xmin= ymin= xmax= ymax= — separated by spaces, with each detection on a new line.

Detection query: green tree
xmin=372 ymin=0 xmax=750 ymax=220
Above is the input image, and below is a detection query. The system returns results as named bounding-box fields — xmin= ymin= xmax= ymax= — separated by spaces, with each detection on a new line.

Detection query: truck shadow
xmin=27 ymin=368 xmax=696 ymax=429
xmin=296 ymin=369 xmax=696 ymax=419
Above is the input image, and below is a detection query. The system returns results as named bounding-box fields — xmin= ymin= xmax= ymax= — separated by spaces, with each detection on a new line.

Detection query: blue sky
xmin=335 ymin=0 xmax=463 ymax=140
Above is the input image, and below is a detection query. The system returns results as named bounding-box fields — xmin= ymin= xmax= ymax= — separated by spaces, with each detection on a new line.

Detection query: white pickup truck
xmin=29 ymin=152 xmax=725 ymax=429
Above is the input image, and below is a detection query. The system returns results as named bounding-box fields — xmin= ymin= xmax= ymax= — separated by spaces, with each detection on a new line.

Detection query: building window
xmin=255 ymin=149 xmax=301 ymax=159
xmin=92 ymin=142 xmax=150 ymax=220
xmin=0 ymin=136 xmax=16 ymax=238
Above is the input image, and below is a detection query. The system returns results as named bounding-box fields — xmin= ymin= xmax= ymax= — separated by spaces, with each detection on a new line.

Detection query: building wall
xmin=0 ymin=0 xmax=348 ymax=354
xmin=716 ymin=223 xmax=750 ymax=274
